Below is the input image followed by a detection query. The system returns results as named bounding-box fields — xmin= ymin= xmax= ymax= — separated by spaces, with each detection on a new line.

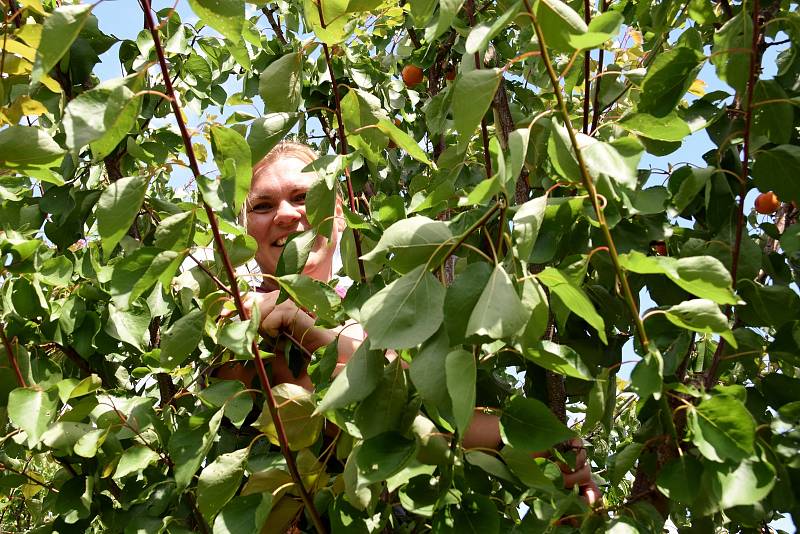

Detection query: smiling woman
xmin=216 ymin=141 xmax=363 ymax=390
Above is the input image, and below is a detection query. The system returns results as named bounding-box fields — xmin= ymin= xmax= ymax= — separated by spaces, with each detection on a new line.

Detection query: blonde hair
xmin=241 ymin=141 xmax=319 ymax=228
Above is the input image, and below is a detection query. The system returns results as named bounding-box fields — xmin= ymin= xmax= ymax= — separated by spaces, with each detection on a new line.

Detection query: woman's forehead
xmin=250 ymin=156 xmax=316 ymax=194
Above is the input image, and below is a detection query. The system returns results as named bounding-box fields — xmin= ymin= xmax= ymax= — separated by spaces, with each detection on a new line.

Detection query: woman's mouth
xmin=272 ymin=236 xmax=288 ymax=247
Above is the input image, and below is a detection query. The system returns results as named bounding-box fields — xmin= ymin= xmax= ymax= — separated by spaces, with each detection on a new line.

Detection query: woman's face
xmin=247 ymin=156 xmax=343 ymax=281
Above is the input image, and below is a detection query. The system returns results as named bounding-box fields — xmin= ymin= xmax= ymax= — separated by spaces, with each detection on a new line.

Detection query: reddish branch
xmin=0 ymin=323 xmax=26 ymax=387
xmin=582 ymin=0 xmax=591 ymax=134
xmin=138 ymin=2 xmax=326 ymax=532
xmin=705 ymin=0 xmax=763 ymax=388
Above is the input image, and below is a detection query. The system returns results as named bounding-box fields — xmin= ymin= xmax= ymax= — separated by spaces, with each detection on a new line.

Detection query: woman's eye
xmin=250 ymin=203 xmax=274 ymax=213
xmin=293 ymin=193 xmax=307 ymax=204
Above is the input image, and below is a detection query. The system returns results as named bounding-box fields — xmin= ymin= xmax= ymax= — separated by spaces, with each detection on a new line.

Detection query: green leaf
xmin=97 ymin=175 xmax=149 ymax=257
xmin=199 ymin=380 xmax=253 ymax=429
xmin=513 ymin=196 xmax=547 ymax=261
xmin=608 ymin=442 xmax=644 ymax=485
xmin=361 ymin=265 xmax=445 ymax=349
xmin=212 ymin=493 xmax=272 ymax=534
xmin=639 ymin=46 xmax=704 ymax=117
xmin=188 ymin=0 xmax=244 ymax=43
xmin=255 ymin=382 xmax=324 ymax=450
xmin=618 ymin=112 xmax=691 ymax=142
xmin=657 ymin=455 xmax=702 ymax=504
xmin=248 ymin=112 xmax=300 ymax=162
xmin=453 ymin=68 xmax=502 ymax=141
xmin=169 ymin=409 xmax=224 ymax=492
xmin=357 ymin=432 xmax=417 ymax=483
xmin=566 ymin=11 xmax=624 ymax=49
xmin=109 ymin=248 xmax=181 ymax=309
xmin=218 ymin=316 xmax=259 ymax=357
xmin=198 ymin=448 xmax=248 ymax=522
xmin=8 ymin=386 xmax=59 ymax=445
xmin=425 ymin=0 xmax=466 ymax=41
xmin=522 ymin=340 xmax=593 ymax=380
xmin=63 ymin=81 xmax=142 ymax=158
xmin=260 ymin=52 xmax=303 ymax=112
xmin=538 ymin=267 xmax=607 ymax=344
xmin=702 ymin=459 xmax=776 ymax=511
xmin=752 ymin=145 xmax=800 ymax=203
xmin=315 ymin=340 xmax=384 ymax=413
xmin=500 ymin=396 xmax=576 ymax=452
xmin=276 ymin=274 xmax=340 ymax=326
xmin=581 ymin=137 xmax=638 ymax=190
xmin=465 ymin=1 xmax=522 ymax=54
xmin=466 ymin=265 xmax=528 ymax=339
xmin=547 ymin=120 xmax=581 ymax=182
xmin=618 ymin=251 xmax=739 ymax=305
xmin=451 ymin=494 xmax=500 ymax=534
xmin=751 ymin=80 xmax=793 ymax=145
xmin=630 ymin=348 xmax=663 ymax=400
xmin=670 ymin=166 xmax=712 ymax=214
xmin=361 ymin=216 xmax=451 ymax=274
xmin=160 ymin=309 xmax=206 ymax=370
xmin=154 ymin=210 xmax=195 ymax=251
xmin=409 ymin=327 xmax=452 ymax=415
xmin=354 ymin=358 xmax=409 ymax=439
xmin=501 ymin=447 xmax=555 ymax=490
xmin=375 ymin=119 xmax=432 ymax=165
xmin=211 ymin=125 xmax=252 ymax=214
xmin=276 ymin=229 xmax=316 ymax=277
xmin=30 ymin=4 xmax=92 ymax=86
xmin=534 ymin=0 xmax=588 ymax=51
xmin=113 ymin=445 xmax=160 ymax=479
xmin=711 ymin=12 xmax=752 ymax=93
xmin=105 ymin=301 xmax=151 ymax=352
xmin=663 ymin=299 xmax=737 ymax=347
xmin=687 ymin=394 xmax=756 ymax=462
xmin=0 ymin=126 xmax=65 ymax=170
xmin=445 ymin=349 xmax=475 ymax=436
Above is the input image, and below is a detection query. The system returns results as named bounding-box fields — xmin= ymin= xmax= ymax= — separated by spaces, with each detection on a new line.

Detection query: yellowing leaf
xmin=688 ymin=78 xmax=707 ymax=97
xmin=2 ymin=38 xmax=36 ymax=61
xmin=630 ymin=29 xmax=643 ymax=45
xmin=15 ymin=23 xmax=42 ymax=48
xmin=18 ymin=0 xmax=46 ymax=15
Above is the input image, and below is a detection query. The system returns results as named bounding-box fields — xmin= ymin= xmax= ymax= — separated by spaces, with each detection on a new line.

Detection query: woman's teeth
xmin=274 ymin=237 xmax=288 ymax=246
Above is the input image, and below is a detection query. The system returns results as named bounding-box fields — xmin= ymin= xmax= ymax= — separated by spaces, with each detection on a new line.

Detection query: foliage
xmin=0 ymin=0 xmax=799 ymax=532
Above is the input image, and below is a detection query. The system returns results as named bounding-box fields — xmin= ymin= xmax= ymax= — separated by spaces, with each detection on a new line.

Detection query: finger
xmin=562 ymin=463 xmax=592 ymax=488
xmin=580 ymin=480 xmax=602 ymax=506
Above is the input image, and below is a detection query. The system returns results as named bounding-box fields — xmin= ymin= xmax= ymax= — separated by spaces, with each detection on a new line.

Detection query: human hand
xmin=558 ymin=438 xmax=601 ymax=506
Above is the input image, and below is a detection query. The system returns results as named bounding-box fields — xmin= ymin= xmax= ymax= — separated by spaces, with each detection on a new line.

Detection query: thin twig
xmin=261 ymin=5 xmax=287 ymax=45
xmin=138 ymin=3 xmax=326 ymax=532
xmin=0 ymin=323 xmax=26 ymax=387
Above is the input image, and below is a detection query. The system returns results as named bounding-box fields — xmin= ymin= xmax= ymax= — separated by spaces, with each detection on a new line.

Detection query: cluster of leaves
xmin=0 ymin=0 xmax=799 ymax=532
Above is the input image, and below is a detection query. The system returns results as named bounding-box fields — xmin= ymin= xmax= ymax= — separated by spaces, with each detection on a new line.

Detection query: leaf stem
xmin=521 ymin=0 xmax=650 ymax=352
xmin=440 ymin=200 xmax=503 ymax=266
xmin=0 ymin=323 xmax=26 ymax=388
xmin=320 ymin=41 xmax=367 ymax=283
xmin=138 ymin=3 xmax=326 ymax=532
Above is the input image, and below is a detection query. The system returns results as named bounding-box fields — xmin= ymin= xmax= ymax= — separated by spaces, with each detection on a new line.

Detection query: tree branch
xmin=0 ymin=323 xmax=26 ymax=387
xmin=138 ymin=3 xmax=326 ymax=532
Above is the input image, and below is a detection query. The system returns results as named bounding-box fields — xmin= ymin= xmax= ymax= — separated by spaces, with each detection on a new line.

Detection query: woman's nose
xmin=273 ymin=199 xmax=302 ymax=225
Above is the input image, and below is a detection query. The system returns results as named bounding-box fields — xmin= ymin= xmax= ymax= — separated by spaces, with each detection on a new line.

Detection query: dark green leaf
xmin=316 ymin=340 xmax=384 ymax=413
xmin=198 ymin=448 xmax=248 ymax=522
xmin=466 ymin=265 xmax=528 ymax=339
xmin=639 ymin=46 xmax=704 ymax=117
xmin=523 ymin=340 xmax=593 ymax=380
xmin=445 ymin=349 xmax=475 ymax=436
xmin=169 ymin=409 xmax=224 ymax=491
xmin=248 ymin=112 xmax=300 ymax=162
xmin=212 ymin=493 xmax=272 ymax=534
xmin=752 ymin=145 xmax=800 ymax=203
xmin=97 ymin=175 xmax=149 ymax=257
xmin=538 ymin=267 xmax=607 ymax=344
xmin=160 ymin=309 xmax=206 ymax=369
xmin=687 ymin=395 xmax=756 ymax=462
xmin=357 ymin=432 xmax=417 ymax=483
xmin=31 ymin=4 xmax=92 ymax=85
xmin=663 ymin=299 xmax=737 ymax=347
xmin=0 ymin=126 xmax=65 ymax=170
xmin=361 ymin=216 xmax=451 ymax=274
xmin=361 ymin=265 xmax=445 ymax=349
xmin=453 ymin=68 xmax=502 ymax=141
xmin=500 ymin=396 xmax=576 ymax=452
xmin=259 ymin=52 xmax=303 ymax=112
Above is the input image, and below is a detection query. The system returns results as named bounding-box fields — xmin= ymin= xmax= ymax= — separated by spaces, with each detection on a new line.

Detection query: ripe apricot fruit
xmin=445 ymin=66 xmax=456 ymax=81
xmin=755 ymin=191 xmax=780 ymax=214
xmin=402 ymin=64 xmax=424 ymax=87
